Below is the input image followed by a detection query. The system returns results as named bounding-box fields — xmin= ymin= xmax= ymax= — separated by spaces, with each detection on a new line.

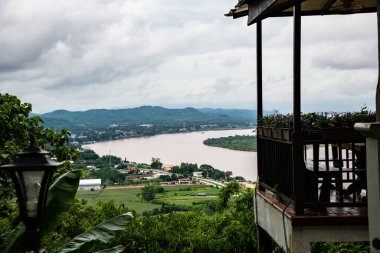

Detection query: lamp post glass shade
xmin=0 ymin=146 xmax=62 ymax=252
xmin=16 ymin=170 xmax=45 ymax=218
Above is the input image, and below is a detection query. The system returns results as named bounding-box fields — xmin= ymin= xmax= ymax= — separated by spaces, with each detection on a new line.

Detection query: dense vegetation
xmin=204 ymin=135 xmax=257 ymax=152
xmin=0 ymin=93 xmax=371 ymax=252
xmin=41 ymin=182 xmax=257 ymax=252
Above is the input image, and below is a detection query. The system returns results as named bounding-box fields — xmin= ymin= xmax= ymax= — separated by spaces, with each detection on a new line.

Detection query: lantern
xmin=0 ymin=146 xmax=62 ymax=252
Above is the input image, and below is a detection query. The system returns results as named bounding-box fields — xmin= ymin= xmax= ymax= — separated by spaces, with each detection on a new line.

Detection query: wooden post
xmin=257 ymin=20 xmax=264 ymax=191
xmin=376 ymin=0 xmax=380 ymax=121
xmin=293 ymin=0 xmax=305 ymax=214
xmin=257 ymin=20 xmax=263 ymax=119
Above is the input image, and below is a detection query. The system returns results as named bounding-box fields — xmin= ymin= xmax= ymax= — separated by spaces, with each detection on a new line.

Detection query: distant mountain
xmin=40 ymin=106 xmax=256 ymax=129
xmin=199 ymin=108 xmax=256 ymax=122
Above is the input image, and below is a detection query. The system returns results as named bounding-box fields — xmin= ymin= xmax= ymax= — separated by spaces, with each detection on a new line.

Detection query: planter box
xmin=281 ymin=128 xmax=292 ymax=141
xmin=257 ymin=127 xmax=363 ymax=142
xmin=258 ymin=127 xmax=292 ymax=141
xmin=272 ymin=129 xmax=282 ymax=140
xmin=257 ymin=127 xmax=263 ymax=136
xmin=263 ymin=128 xmax=272 ymax=138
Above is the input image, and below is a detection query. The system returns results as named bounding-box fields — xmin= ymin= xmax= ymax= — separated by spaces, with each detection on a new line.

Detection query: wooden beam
xmin=322 ymin=0 xmax=338 ymax=11
xmin=248 ymin=0 xmax=277 ymax=25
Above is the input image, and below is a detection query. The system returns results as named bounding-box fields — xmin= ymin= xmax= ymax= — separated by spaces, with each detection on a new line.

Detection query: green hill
xmin=40 ymin=106 xmax=256 ymax=128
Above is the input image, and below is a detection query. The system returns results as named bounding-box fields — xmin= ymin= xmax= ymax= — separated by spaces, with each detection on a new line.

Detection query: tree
xmin=80 ymin=150 xmax=99 ymax=161
xmin=225 ymin=171 xmax=233 ymax=181
xmin=150 ymin=158 xmax=162 ymax=170
xmin=0 ymin=93 xmax=78 ymax=217
xmin=218 ymin=181 xmax=241 ymax=209
xmin=138 ymin=185 xmax=164 ymax=201
xmin=95 ymin=155 xmax=122 ymax=168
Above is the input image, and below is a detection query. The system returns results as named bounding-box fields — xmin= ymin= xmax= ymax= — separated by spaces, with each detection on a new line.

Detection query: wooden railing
xmin=257 ymin=127 xmax=367 ymax=213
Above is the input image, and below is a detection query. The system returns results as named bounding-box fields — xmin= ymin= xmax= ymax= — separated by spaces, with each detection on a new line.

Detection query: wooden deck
xmin=257 ymin=190 xmax=368 ymax=227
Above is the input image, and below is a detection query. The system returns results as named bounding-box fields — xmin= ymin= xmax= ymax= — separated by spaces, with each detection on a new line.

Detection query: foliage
xmin=89 ymin=167 xmax=125 ymax=186
xmin=0 ymin=93 xmax=79 ymax=252
xmin=159 ymin=173 xmax=178 ymax=182
xmin=57 ymin=213 xmax=133 ymax=253
xmin=42 ymin=170 xmax=82 ymax=234
xmin=138 ymin=185 xmax=165 ymax=201
xmin=95 ymin=155 xmax=122 ymax=168
xmin=150 ymin=158 xmax=163 ymax=170
xmin=204 ymin=135 xmax=257 ymax=152
xmin=171 ymin=162 xmax=198 ymax=177
xmin=150 ymin=203 xmax=191 ymax=215
xmin=218 ymin=181 xmax=242 ymax=209
xmin=115 ymin=185 xmax=256 ymax=253
xmin=258 ymin=107 xmax=376 ymax=130
xmin=41 ymin=184 xmax=255 ymax=252
xmin=79 ymin=149 xmax=100 ymax=161
xmin=42 ymin=199 xmax=132 ymax=252
xmin=199 ymin=164 xmax=227 ymax=181
xmin=0 ymin=93 xmax=79 ymax=202
xmin=311 ymin=241 xmax=369 ymax=253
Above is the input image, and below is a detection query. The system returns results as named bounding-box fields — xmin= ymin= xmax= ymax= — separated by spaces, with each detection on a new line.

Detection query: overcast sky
xmin=0 ymin=0 xmax=377 ymax=114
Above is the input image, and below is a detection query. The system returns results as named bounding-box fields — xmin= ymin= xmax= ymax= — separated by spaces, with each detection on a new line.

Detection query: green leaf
xmin=41 ymin=170 xmax=82 ymax=234
xmin=0 ymin=223 xmax=25 ymax=253
xmin=94 ymin=245 xmax=125 ymax=253
xmin=58 ymin=212 xmax=133 ymax=253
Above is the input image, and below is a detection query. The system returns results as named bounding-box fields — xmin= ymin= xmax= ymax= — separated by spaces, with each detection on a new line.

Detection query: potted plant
xmin=257 ymin=107 xmax=376 ymax=142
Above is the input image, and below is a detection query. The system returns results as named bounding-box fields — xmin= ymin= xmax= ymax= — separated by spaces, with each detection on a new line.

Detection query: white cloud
xmin=0 ymin=0 xmax=377 ymax=114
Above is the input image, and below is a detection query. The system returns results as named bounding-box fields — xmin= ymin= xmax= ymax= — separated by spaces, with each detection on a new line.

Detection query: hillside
xmin=40 ymin=106 xmax=256 ymax=128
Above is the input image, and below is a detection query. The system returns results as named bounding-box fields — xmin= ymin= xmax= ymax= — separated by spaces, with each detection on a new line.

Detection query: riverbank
xmin=203 ymin=135 xmax=257 ymax=152
xmin=81 ymin=126 xmax=254 ymax=145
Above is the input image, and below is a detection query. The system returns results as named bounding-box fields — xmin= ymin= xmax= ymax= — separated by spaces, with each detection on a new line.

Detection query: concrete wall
xmin=255 ymin=192 xmax=369 ymax=253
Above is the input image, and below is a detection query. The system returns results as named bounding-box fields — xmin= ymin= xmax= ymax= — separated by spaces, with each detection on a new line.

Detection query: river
xmin=87 ymin=129 xmax=257 ymax=181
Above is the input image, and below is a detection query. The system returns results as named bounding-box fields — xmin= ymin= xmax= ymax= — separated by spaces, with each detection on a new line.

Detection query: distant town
xmin=74 ymin=146 xmax=252 ymax=190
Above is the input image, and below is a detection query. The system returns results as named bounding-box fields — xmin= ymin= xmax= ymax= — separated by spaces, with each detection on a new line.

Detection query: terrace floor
xmin=257 ymin=190 xmax=368 ymax=226
xmin=255 ymin=189 xmax=369 ymax=252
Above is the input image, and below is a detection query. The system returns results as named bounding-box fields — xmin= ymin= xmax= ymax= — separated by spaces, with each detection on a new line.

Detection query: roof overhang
xmin=225 ymin=0 xmax=377 ymax=25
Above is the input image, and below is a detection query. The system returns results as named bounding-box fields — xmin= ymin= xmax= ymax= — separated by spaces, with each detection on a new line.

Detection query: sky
xmin=0 ymin=0 xmax=378 ymax=114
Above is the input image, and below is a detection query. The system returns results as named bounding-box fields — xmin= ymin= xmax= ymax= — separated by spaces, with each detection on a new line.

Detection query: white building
xmin=178 ymin=178 xmax=192 ymax=184
xmin=192 ymin=172 xmax=203 ymax=178
xmin=79 ymin=179 xmax=101 ymax=190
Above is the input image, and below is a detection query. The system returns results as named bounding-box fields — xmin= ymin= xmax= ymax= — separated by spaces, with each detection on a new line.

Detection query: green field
xmin=76 ymin=184 xmax=220 ymax=213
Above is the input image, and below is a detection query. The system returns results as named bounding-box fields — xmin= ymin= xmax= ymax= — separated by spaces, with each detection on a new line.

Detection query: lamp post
xmin=0 ymin=146 xmax=62 ymax=253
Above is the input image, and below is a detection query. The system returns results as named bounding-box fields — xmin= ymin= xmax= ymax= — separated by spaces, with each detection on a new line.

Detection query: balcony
xmin=257 ymin=127 xmax=367 ymax=212
xmin=255 ymin=127 xmax=369 ymax=252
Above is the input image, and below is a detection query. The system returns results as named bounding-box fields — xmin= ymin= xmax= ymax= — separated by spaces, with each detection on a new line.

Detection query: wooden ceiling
xmin=226 ymin=0 xmax=377 ymax=25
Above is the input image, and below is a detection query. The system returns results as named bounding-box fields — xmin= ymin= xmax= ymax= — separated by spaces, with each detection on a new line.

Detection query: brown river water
xmin=87 ymin=129 xmax=257 ymax=181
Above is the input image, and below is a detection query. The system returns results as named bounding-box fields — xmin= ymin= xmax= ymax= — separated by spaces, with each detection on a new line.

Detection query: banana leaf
xmin=41 ymin=170 xmax=82 ymax=234
xmin=94 ymin=245 xmax=125 ymax=253
xmin=0 ymin=223 xmax=25 ymax=253
xmin=58 ymin=212 xmax=133 ymax=253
